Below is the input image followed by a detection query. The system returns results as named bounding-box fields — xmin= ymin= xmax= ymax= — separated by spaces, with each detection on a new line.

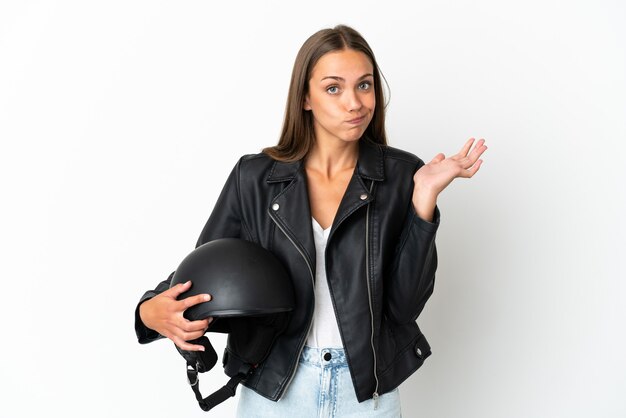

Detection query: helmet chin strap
xmin=176 ymin=337 xmax=256 ymax=412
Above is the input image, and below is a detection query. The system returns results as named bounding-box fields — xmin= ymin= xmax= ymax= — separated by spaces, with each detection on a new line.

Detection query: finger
xmin=461 ymin=159 xmax=483 ymax=178
xmin=468 ymin=139 xmax=487 ymax=160
xmin=429 ymin=153 xmax=445 ymax=164
xmin=172 ymin=336 xmax=206 ymax=352
xmin=469 ymin=159 xmax=484 ymax=176
xmin=179 ymin=317 xmax=212 ymax=333
xmin=180 ymin=328 xmax=209 ymax=342
xmin=456 ymin=137 xmax=475 ymax=158
xmin=181 ymin=293 xmax=212 ymax=309
xmin=166 ymin=280 xmax=192 ymax=298
xmin=461 ymin=141 xmax=487 ymax=168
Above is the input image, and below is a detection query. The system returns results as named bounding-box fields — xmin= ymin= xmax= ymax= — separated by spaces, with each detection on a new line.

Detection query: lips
xmin=346 ymin=115 xmax=366 ymax=124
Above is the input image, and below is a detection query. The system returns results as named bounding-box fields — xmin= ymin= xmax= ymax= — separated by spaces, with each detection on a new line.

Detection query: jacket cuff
xmin=412 ymin=205 xmax=440 ymax=234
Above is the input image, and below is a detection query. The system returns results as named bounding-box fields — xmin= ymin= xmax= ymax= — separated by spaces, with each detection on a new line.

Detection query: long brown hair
xmin=263 ymin=25 xmax=388 ymax=162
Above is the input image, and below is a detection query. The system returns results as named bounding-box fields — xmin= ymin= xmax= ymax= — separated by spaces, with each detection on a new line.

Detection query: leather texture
xmin=135 ymin=137 xmax=440 ymax=403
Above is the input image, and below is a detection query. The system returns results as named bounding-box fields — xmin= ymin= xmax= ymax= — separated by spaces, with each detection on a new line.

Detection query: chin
xmin=338 ymin=134 xmax=362 ymax=143
xmin=347 ymin=131 xmax=363 ymax=139
xmin=345 ymin=129 xmax=367 ymax=142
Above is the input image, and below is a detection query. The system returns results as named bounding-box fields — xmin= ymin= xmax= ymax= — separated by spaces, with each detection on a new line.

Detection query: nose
xmin=345 ymin=89 xmax=362 ymax=112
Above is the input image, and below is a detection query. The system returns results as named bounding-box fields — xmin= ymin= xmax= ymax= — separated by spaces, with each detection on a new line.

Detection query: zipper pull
xmin=372 ymin=392 xmax=379 ymax=410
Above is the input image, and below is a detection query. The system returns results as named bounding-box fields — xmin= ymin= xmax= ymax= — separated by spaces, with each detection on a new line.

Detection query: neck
xmin=306 ymin=139 xmax=359 ymax=178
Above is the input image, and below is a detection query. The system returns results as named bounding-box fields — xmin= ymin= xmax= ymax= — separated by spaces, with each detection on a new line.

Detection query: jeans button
xmin=323 ymin=352 xmax=332 ymax=361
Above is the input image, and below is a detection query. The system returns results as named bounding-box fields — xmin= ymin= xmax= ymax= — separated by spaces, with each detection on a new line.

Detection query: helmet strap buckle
xmin=186 ymin=362 xmax=200 ymax=386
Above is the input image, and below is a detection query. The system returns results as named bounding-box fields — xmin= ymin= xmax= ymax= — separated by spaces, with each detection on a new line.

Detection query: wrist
xmin=138 ymin=299 xmax=154 ymax=328
xmin=412 ymin=190 xmax=437 ymax=223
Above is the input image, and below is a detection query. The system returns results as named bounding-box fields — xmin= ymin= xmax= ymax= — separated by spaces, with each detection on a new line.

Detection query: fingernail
xmin=204 ymin=294 xmax=211 ymax=301
xmin=208 ymin=317 xmax=214 ymax=324
xmin=198 ymin=346 xmax=205 ymax=352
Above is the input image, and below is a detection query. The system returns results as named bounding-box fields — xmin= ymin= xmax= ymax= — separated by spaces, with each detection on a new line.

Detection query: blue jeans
xmin=236 ymin=346 xmax=402 ymax=417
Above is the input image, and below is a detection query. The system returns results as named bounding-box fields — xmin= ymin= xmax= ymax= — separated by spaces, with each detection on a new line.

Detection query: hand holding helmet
xmin=138 ymin=280 xmax=214 ymax=352
xmin=165 ymin=238 xmax=295 ymax=412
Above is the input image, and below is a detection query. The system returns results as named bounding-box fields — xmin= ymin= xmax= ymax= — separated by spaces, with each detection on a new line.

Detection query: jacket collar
xmin=266 ymin=136 xmax=386 ymax=183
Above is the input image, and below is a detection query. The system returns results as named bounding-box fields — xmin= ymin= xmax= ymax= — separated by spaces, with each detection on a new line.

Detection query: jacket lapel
xmin=329 ymin=138 xmax=385 ymax=240
xmin=267 ymin=161 xmax=316 ymax=272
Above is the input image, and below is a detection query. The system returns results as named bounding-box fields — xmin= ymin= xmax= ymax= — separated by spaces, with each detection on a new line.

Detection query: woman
xmin=136 ymin=25 xmax=487 ymax=417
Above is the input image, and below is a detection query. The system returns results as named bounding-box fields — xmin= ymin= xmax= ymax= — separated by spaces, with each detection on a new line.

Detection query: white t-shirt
xmin=305 ymin=218 xmax=344 ymax=348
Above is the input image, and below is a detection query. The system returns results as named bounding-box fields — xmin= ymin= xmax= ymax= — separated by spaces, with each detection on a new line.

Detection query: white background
xmin=1 ymin=1 xmax=625 ymax=417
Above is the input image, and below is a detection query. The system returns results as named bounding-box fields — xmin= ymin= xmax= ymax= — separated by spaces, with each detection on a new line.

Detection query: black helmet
xmin=169 ymin=238 xmax=295 ymax=412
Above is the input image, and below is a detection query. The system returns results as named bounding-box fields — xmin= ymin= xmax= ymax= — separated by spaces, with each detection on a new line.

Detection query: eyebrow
xmin=320 ymin=73 xmax=374 ymax=82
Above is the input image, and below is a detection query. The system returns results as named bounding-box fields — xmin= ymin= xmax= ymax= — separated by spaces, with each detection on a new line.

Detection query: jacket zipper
xmin=365 ymin=181 xmax=379 ymax=409
xmin=268 ymin=209 xmax=315 ymax=400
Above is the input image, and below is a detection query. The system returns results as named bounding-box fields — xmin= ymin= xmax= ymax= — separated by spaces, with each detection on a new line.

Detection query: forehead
xmin=310 ymin=49 xmax=374 ymax=79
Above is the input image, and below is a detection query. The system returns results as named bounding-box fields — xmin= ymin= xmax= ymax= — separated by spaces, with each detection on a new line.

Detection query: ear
xmin=303 ymin=94 xmax=311 ymax=111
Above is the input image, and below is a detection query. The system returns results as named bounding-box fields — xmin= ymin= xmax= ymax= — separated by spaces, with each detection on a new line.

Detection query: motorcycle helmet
xmin=169 ymin=238 xmax=295 ymax=412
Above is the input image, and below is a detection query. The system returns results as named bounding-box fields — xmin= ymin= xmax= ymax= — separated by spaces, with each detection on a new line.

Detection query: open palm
xmin=414 ymin=138 xmax=487 ymax=195
xmin=411 ymin=138 xmax=487 ymax=222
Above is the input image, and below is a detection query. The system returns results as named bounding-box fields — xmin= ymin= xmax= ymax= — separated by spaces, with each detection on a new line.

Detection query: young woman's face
xmin=304 ymin=49 xmax=375 ymax=145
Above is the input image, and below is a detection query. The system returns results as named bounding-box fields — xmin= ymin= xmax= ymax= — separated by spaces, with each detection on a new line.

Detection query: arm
xmin=134 ymin=158 xmax=246 ymax=348
xmin=385 ymin=138 xmax=487 ymax=323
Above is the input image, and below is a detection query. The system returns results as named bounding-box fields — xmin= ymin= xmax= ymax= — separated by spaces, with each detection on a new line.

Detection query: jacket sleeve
xmin=384 ymin=202 xmax=440 ymax=325
xmin=195 ymin=157 xmax=247 ymax=246
xmin=134 ymin=158 xmax=246 ymax=343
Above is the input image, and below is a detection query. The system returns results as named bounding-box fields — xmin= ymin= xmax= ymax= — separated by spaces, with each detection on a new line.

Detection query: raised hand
xmin=412 ymin=138 xmax=487 ymax=221
xmin=139 ymin=280 xmax=213 ymax=351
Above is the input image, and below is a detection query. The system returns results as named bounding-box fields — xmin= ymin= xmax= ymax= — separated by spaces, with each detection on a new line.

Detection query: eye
xmin=358 ymin=81 xmax=372 ymax=90
xmin=326 ymin=85 xmax=340 ymax=95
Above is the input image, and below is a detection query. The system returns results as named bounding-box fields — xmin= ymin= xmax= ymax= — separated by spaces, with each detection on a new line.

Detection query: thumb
xmin=430 ymin=153 xmax=445 ymax=164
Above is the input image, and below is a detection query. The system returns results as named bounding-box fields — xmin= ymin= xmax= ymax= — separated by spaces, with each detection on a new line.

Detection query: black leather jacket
xmin=135 ymin=137 xmax=439 ymax=403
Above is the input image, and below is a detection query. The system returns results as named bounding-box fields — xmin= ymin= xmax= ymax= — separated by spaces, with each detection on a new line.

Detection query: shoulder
xmin=362 ymin=136 xmax=425 ymax=170
xmin=235 ymin=152 xmax=275 ymax=174
xmin=382 ymin=145 xmax=425 ymax=167
xmin=375 ymin=143 xmax=426 ymax=176
xmin=239 ymin=151 xmax=273 ymax=164
xmin=233 ymin=152 xmax=295 ymax=185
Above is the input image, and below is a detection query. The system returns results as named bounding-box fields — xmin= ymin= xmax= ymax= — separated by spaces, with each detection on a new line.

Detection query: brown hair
xmin=263 ymin=25 xmax=388 ymax=162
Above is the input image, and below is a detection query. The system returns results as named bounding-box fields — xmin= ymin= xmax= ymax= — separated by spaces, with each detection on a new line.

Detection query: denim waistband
xmin=300 ymin=346 xmax=347 ymax=366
